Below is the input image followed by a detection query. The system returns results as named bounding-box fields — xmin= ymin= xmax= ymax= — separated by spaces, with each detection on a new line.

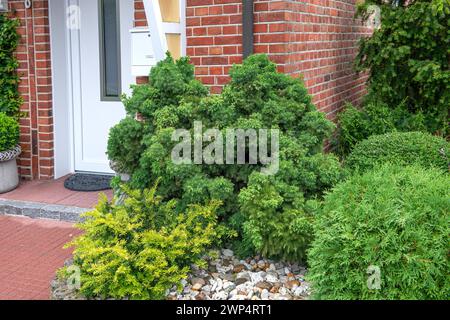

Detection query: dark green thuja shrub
xmin=346 ymin=131 xmax=449 ymax=173
xmin=0 ymin=112 xmax=19 ymax=152
xmin=0 ymin=15 xmax=22 ymax=117
xmin=356 ymin=0 xmax=450 ymax=136
xmin=66 ymin=184 xmax=224 ymax=300
xmin=308 ymin=164 xmax=450 ymax=300
xmin=107 ymin=54 xmax=343 ymax=262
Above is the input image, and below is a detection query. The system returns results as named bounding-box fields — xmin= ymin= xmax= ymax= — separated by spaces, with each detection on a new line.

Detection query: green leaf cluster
xmin=333 ymin=101 xmax=427 ymax=157
xmin=0 ymin=15 xmax=22 ymax=117
xmin=356 ymin=0 xmax=450 ymax=136
xmin=0 ymin=112 xmax=19 ymax=152
xmin=308 ymin=164 xmax=450 ymax=300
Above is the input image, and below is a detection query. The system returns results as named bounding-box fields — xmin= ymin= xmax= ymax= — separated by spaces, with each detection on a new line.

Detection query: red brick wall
xmin=134 ymin=0 xmax=147 ymax=28
xmin=186 ymin=0 xmax=244 ymax=94
xmin=186 ymin=0 xmax=372 ymax=117
xmin=186 ymin=0 xmax=295 ymax=93
xmin=9 ymin=0 xmax=54 ymax=180
xmin=282 ymin=0 xmax=372 ymax=118
xmin=135 ymin=0 xmax=371 ymax=117
xmin=10 ymin=0 xmax=371 ymax=180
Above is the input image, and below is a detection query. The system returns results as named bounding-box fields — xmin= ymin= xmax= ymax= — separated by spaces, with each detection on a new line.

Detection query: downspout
xmin=242 ymin=0 xmax=254 ymax=59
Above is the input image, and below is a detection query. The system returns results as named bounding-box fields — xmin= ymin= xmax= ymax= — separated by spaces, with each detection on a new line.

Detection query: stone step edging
xmin=0 ymin=199 xmax=90 ymax=223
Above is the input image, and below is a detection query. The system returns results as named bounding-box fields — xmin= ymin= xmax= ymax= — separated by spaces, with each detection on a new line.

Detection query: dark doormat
xmin=64 ymin=173 xmax=113 ymax=192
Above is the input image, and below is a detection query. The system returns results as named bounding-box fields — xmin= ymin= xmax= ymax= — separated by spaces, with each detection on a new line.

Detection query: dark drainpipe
xmin=242 ymin=0 xmax=254 ymax=59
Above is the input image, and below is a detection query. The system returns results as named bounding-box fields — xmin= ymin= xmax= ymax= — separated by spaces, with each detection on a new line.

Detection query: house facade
xmin=5 ymin=0 xmax=372 ymax=181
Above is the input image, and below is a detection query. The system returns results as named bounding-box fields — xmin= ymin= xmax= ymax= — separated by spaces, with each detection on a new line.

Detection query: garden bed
xmin=51 ymin=249 xmax=310 ymax=301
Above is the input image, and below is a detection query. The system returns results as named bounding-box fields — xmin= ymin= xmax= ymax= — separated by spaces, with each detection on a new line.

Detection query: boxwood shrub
xmin=308 ymin=164 xmax=450 ymax=300
xmin=333 ymin=101 xmax=427 ymax=157
xmin=345 ymin=131 xmax=449 ymax=173
xmin=0 ymin=112 xmax=19 ymax=152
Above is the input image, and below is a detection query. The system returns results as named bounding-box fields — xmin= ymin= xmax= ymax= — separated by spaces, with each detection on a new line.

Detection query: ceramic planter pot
xmin=0 ymin=145 xmax=21 ymax=194
xmin=109 ymin=160 xmax=130 ymax=205
xmin=109 ymin=160 xmax=130 ymax=183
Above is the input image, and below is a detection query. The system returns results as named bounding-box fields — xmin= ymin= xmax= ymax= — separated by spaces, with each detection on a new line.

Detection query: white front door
xmin=69 ymin=0 xmax=134 ymax=173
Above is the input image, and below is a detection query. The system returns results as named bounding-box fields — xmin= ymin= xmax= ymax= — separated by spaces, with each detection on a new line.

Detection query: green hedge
xmin=333 ymin=101 xmax=427 ymax=157
xmin=356 ymin=0 xmax=450 ymax=136
xmin=308 ymin=164 xmax=450 ymax=300
xmin=346 ymin=132 xmax=449 ymax=173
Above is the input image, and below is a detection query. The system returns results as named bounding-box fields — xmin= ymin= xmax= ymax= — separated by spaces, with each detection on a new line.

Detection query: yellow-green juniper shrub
xmin=66 ymin=184 xmax=224 ymax=300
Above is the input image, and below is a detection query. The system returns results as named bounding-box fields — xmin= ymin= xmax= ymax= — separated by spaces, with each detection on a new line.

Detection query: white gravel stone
xmin=265 ymin=273 xmax=278 ymax=283
xmin=236 ymin=271 xmax=251 ymax=280
xmin=278 ymin=287 xmax=289 ymax=295
xmin=202 ymin=285 xmax=212 ymax=293
xmin=222 ymin=249 xmax=234 ymax=257
xmin=51 ymin=251 xmax=310 ymax=301
xmin=213 ymin=291 xmax=229 ymax=300
xmin=250 ymin=272 xmax=265 ymax=284
xmin=261 ymin=289 xmax=270 ymax=300
xmin=223 ymin=281 xmax=236 ymax=293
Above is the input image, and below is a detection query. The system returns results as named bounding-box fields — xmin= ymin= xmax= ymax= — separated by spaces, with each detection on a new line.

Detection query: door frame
xmin=49 ymin=0 xmax=186 ymax=178
xmin=49 ymin=0 xmax=75 ymax=178
xmin=50 ymin=0 xmax=135 ymax=177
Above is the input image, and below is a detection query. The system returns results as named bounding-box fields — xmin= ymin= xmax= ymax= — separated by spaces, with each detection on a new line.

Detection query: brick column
xmin=10 ymin=0 xmax=54 ymax=180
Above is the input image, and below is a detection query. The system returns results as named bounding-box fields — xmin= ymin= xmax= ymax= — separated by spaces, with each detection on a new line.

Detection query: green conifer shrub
xmin=107 ymin=54 xmax=343 ymax=261
xmin=66 ymin=184 xmax=223 ymax=300
xmin=308 ymin=164 xmax=450 ymax=300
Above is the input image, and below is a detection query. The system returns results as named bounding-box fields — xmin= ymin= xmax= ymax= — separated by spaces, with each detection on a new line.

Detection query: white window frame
xmin=143 ymin=0 xmax=186 ymax=61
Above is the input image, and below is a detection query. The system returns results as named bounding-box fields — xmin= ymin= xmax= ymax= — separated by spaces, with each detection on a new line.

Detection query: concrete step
xmin=0 ymin=199 xmax=89 ymax=223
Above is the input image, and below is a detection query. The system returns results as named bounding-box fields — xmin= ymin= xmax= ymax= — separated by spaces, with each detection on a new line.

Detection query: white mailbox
xmin=0 ymin=0 xmax=9 ymax=12
xmin=130 ymin=28 xmax=157 ymax=76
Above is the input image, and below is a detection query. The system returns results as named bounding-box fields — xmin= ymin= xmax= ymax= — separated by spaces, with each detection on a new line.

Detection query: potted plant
xmin=0 ymin=112 xmax=21 ymax=193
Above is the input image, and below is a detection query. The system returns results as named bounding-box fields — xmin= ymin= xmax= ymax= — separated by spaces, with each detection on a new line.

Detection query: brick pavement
xmin=0 ymin=215 xmax=81 ymax=300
